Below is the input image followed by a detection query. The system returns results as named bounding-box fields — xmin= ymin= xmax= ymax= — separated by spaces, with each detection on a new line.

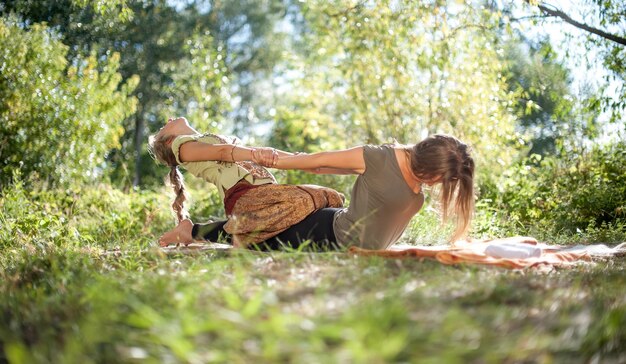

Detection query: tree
xmin=523 ymin=1 xmax=626 ymax=46
xmin=195 ymin=0 xmax=291 ymax=136
xmin=0 ymin=17 xmax=137 ymax=187
xmin=270 ymin=0 xmax=523 ymax=178
xmin=1 ymin=0 xmax=291 ymax=187
xmin=1 ymin=0 xmax=232 ymax=186
xmin=501 ymin=1 xmax=626 ymax=124
xmin=502 ymin=37 xmax=577 ymax=155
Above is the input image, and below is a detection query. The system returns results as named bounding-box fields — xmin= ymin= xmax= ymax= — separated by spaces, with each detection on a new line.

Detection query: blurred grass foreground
xmin=1 ymin=174 xmax=625 ymax=363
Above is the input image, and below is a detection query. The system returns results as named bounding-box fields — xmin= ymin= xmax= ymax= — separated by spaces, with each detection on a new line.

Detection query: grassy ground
xmin=1 ymin=181 xmax=625 ymax=363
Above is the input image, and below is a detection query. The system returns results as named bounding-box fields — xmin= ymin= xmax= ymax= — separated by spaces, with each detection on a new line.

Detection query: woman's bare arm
xmin=300 ymin=167 xmax=360 ymax=175
xmin=270 ymin=147 xmax=366 ymax=175
xmin=178 ymin=141 xmax=273 ymax=163
xmin=181 ymin=142 xmax=365 ymax=175
xmin=251 ymin=147 xmax=360 ymax=174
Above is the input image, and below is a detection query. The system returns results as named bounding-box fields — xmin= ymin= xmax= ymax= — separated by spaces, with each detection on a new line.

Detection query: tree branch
xmin=532 ymin=2 xmax=626 ymax=46
xmin=322 ymin=1 xmax=367 ymax=18
xmin=507 ymin=14 xmax=551 ymax=22
xmin=446 ymin=23 xmax=497 ymax=40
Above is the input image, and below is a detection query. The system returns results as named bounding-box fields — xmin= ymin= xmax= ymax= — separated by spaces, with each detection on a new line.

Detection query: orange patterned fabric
xmin=347 ymin=240 xmax=601 ymax=269
xmin=224 ymin=184 xmax=344 ymax=247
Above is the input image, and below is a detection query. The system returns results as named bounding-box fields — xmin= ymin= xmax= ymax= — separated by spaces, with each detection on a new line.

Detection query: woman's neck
xmin=158 ymin=126 xmax=200 ymax=141
xmin=394 ymin=147 xmax=422 ymax=194
xmin=177 ymin=124 xmax=200 ymax=135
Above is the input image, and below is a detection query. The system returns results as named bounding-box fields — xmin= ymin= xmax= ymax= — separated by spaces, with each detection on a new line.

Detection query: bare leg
xmin=158 ymin=219 xmax=194 ymax=247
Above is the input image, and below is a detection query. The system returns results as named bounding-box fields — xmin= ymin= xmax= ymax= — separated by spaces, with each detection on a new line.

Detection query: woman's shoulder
xmin=363 ymin=143 xmax=398 ymax=157
xmin=172 ymin=133 xmax=236 ymax=151
xmin=170 ymin=134 xmax=199 ymax=164
xmin=186 ymin=132 xmax=238 ymax=145
xmin=361 ymin=144 xmax=397 ymax=170
xmin=199 ymin=133 xmax=238 ymax=144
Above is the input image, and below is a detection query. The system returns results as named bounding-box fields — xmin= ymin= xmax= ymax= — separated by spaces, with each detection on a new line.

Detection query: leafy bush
xmin=0 ymin=16 xmax=137 ymax=188
xmin=0 ymin=175 xmax=167 ymax=362
xmin=0 ymin=172 xmax=171 ymax=254
xmin=477 ymin=141 xmax=626 ymax=242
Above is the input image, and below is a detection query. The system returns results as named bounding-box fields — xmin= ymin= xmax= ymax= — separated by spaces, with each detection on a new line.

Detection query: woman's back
xmin=333 ymin=145 xmax=424 ymax=249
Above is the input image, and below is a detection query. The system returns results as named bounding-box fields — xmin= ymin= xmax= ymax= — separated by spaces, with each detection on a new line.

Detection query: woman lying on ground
xmin=251 ymin=132 xmax=475 ymax=249
xmin=151 ymin=117 xmax=475 ymax=250
xmin=148 ymin=117 xmax=345 ymax=250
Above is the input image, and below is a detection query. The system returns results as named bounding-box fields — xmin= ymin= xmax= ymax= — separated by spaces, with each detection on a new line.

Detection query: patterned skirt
xmin=223 ymin=184 xmax=344 ymax=247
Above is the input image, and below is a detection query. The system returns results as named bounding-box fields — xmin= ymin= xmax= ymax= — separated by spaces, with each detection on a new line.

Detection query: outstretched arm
xmin=178 ymin=141 xmax=275 ymax=163
xmin=257 ymin=147 xmax=366 ymax=175
xmin=301 ymin=167 xmax=361 ymax=175
xmin=180 ymin=141 xmax=365 ymax=175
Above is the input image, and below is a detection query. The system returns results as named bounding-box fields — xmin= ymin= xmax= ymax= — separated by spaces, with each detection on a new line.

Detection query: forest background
xmin=0 ymin=0 xmax=625 ymax=362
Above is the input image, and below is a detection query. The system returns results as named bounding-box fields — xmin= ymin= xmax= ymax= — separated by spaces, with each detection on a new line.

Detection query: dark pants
xmin=191 ymin=208 xmax=342 ymax=251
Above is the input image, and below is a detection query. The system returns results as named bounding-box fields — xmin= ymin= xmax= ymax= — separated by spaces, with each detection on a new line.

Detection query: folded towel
xmin=485 ymin=242 xmax=542 ymax=259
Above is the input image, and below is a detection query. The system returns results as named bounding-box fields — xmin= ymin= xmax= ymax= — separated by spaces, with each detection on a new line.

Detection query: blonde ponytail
xmin=409 ymin=134 xmax=475 ymax=242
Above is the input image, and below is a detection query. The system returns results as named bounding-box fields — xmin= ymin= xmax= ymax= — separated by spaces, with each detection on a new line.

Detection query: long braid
xmin=148 ymin=134 xmax=190 ymax=223
xmin=167 ymin=166 xmax=189 ymax=223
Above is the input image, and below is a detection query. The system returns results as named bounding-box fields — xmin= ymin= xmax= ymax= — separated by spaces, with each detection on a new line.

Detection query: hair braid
xmin=148 ymin=133 xmax=190 ymax=223
xmin=168 ymin=166 xmax=189 ymax=223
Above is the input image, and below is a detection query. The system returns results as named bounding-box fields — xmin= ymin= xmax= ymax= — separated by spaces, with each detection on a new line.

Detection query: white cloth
xmin=560 ymin=243 xmax=626 ymax=257
xmin=485 ymin=242 xmax=543 ymax=259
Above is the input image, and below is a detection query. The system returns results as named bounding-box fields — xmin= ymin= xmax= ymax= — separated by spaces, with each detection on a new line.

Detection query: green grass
xmin=1 ymin=180 xmax=625 ymax=363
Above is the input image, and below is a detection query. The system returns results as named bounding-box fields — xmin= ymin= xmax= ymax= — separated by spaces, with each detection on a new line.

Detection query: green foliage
xmin=72 ymin=0 xmax=133 ymax=22
xmin=158 ymin=31 xmax=231 ymax=131
xmin=0 ymin=174 xmax=170 ymax=253
xmin=1 ymin=0 xmax=290 ymax=187
xmin=583 ymin=0 xmax=626 ymax=123
xmin=508 ymin=1 xmax=626 ymax=124
xmin=503 ymin=38 xmax=584 ymax=155
xmin=207 ymin=0 xmax=290 ymax=135
xmin=2 ymin=172 xmax=626 ymax=362
xmin=0 ymin=16 xmax=137 ymax=187
xmin=478 ymin=141 xmax=626 ymax=242
xmin=268 ymin=102 xmax=356 ymax=193
xmin=270 ymin=0 xmax=523 ymax=179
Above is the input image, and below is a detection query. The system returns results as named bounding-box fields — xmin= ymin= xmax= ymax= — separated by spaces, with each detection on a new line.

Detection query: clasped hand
xmin=251 ymin=147 xmax=278 ymax=167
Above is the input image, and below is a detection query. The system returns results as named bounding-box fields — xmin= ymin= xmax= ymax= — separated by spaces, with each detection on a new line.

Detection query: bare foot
xmin=158 ymin=219 xmax=194 ymax=247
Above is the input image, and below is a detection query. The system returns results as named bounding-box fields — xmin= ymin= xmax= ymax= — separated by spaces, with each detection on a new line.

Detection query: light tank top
xmin=171 ymin=133 xmax=275 ymax=199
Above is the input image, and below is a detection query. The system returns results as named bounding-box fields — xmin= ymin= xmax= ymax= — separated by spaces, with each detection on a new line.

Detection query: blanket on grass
xmin=155 ymin=237 xmax=625 ymax=269
xmin=348 ymin=237 xmax=626 ymax=269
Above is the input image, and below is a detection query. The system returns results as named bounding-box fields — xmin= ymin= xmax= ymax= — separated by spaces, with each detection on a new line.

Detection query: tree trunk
xmin=133 ymin=110 xmax=143 ymax=187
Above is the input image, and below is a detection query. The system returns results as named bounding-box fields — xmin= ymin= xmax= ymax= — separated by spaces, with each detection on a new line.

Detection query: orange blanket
xmin=348 ymin=238 xmax=626 ymax=269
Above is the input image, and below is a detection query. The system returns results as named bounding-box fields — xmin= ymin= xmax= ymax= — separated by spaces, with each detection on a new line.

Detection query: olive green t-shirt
xmin=333 ymin=145 xmax=425 ymax=249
